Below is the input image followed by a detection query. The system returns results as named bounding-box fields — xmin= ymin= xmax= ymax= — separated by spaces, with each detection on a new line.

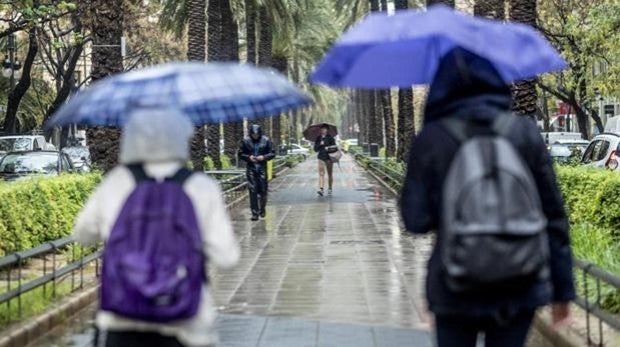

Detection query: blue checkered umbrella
xmin=46 ymin=62 xmax=312 ymax=128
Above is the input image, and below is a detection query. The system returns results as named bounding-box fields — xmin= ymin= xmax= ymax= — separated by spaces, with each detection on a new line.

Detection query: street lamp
xmin=2 ymin=33 xmax=22 ymax=88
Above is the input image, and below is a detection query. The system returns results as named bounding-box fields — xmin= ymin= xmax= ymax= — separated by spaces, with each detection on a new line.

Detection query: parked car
xmin=548 ymin=139 xmax=589 ymax=163
xmin=540 ymin=132 xmax=583 ymax=145
xmin=278 ymin=144 xmax=310 ymax=158
xmin=0 ymin=151 xmax=75 ymax=181
xmin=581 ymin=133 xmax=620 ymax=171
xmin=0 ymin=135 xmax=54 ymax=157
xmin=346 ymin=139 xmax=359 ymax=147
xmin=62 ymin=146 xmax=91 ymax=172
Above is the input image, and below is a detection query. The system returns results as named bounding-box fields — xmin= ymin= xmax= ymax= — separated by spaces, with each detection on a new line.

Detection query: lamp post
xmin=2 ymin=33 xmax=22 ymax=90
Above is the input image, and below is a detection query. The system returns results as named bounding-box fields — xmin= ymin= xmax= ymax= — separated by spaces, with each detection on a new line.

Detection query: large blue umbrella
xmin=310 ymin=5 xmax=566 ymax=88
xmin=46 ymin=62 xmax=312 ymax=128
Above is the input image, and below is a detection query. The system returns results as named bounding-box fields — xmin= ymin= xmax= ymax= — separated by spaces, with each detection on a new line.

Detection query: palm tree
xmin=86 ymin=0 xmax=124 ymax=172
xmin=256 ymin=4 xmax=272 ymax=137
xmin=186 ymin=0 xmax=207 ymax=172
xmin=394 ymin=0 xmax=415 ymax=162
xmin=246 ymin=0 xmax=257 ymax=65
xmin=205 ymin=0 xmax=223 ymax=169
xmin=221 ymin=0 xmax=244 ymax=164
xmin=474 ymin=0 xmax=505 ymax=19
xmin=427 ymin=0 xmax=455 ymax=6
xmin=510 ymin=0 xmax=538 ymax=118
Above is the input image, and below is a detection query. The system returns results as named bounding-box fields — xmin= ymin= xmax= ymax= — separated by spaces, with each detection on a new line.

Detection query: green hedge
xmin=0 ymin=174 xmax=101 ymax=256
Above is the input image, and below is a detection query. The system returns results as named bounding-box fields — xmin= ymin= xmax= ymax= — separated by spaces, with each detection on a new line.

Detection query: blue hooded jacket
xmin=400 ymin=48 xmax=575 ymax=315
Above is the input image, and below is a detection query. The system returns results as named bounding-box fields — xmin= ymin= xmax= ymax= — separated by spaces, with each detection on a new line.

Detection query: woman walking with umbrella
xmin=306 ymin=123 xmax=338 ymax=196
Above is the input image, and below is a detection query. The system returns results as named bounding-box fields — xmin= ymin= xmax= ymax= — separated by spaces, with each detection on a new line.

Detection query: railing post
xmin=16 ymin=253 xmax=22 ymax=319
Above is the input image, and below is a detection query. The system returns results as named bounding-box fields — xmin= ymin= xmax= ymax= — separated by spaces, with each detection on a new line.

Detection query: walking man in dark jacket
xmin=238 ymin=124 xmax=275 ymax=221
xmin=314 ymin=124 xmax=337 ymax=196
xmin=400 ymin=48 xmax=575 ymax=347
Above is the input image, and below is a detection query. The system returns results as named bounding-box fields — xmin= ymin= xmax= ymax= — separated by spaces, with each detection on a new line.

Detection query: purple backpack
xmin=100 ymin=165 xmax=206 ymax=322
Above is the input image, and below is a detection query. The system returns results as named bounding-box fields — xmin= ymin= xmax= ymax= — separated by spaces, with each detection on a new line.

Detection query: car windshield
xmin=62 ymin=146 xmax=90 ymax=163
xmin=0 ymin=138 xmax=31 ymax=152
xmin=0 ymin=152 xmax=58 ymax=174
xmin=551 ymin=143 xmax=588 ymax=157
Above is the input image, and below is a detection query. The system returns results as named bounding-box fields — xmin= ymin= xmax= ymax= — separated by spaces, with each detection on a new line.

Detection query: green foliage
xmin=0 ymin=174 xmax=101 ymax=256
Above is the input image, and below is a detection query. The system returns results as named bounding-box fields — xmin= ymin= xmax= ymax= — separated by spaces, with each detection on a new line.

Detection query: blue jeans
xmin=435 ymin=310 xmax=535 ymax=347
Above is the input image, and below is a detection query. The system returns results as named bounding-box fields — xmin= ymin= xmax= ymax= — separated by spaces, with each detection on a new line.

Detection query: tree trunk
xmin=86 ymin=0 xmax=124 ymax=172
xmin=222 ymin=0 xmax=243 ymax=163
xmin=271 ymin=55 xmax=288 ymax=149
xmin=245 ymin=0 xmax=257 ymax=65
xmin=2 ymin=27 xmax=38 ymax=134
xmin=394 ymin=0 xmax=415 ymax=162
xmin=381 ymin=90 xmax=395 ymax=157
xmin=257 ymin=5 xmax=272 ymax=138
xmin=397 ymin=89 xmax=415 ymax=162
xmin=206 ymin=0 xmax=223 ymax=169
xmin=369 ymin=0 xmax=380 ymax=12
xmin=186 ymin=0 xmax=207 ymax=171
xmin=509 ymin=0 xmax=538 ymax=118
xmin=474 ymin=0 xmax=505 ymax=19
xmin=427 ymin=0 xmax=455 ymax=6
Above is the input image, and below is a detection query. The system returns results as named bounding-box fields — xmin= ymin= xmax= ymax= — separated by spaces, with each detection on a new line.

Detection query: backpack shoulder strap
xmin=440 ymin=118 xmax=469 ymax=143
xmin=127 ymin=164 xmax=155 ymax=183
xmin=492 ymin=113 xmax=515 ymax=137
xmin=166 ymin=167 xmax=194 ymax=185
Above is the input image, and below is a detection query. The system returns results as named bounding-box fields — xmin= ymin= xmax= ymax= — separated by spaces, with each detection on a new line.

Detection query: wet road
xmin=32 ymin=155 xmax=435 ymax=346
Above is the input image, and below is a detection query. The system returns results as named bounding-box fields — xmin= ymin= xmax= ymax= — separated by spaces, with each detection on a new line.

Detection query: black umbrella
xmin=303 ymin=123 xmax=338 ymax=142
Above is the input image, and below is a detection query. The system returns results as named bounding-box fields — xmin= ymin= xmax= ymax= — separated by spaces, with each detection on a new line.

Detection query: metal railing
xmin=0 ymin=156 xmax=303 ymax=326
xmin=574 ymin=259 xmax=620 ymax=346
xmin=351 ymin=150 xmax=620 ymax=345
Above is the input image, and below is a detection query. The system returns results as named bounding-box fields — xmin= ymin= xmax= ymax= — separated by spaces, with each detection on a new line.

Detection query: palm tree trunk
xmin=206 ymin=0 xmax=223 ymax=169
xmin=394 ymin=0 xmax=415 ymax=162
xmin=474 ymin=0 xmax=505 ymax=19
xmin=271 ymin=55 xmax=287 ymax=149
xmin=510 ymin=0 xmax=538 ymax=118
xmin=427 ymin=0 xmax=455 ymax=6
xmin=222 ymin=0 xmax=243 ymax=164
xmin=86 ymin=0 xmax=124 ymax=172
xmin=186 ymin=0 xmax=207 ymax=172
xmin=245 ymin=0 xmax=257 ymax=65
xmin=257 ymin=5 xmax=273 ymax=138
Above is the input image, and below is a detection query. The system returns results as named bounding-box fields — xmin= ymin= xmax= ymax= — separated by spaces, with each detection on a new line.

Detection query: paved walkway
xmin=34 ymin=155 xmax=435 ymax=346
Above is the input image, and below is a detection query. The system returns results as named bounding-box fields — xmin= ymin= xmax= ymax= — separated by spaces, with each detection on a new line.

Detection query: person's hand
xmin=257 ymin=155 xmax=265 ymax=162
xmin=551 ymin=302 xmax=571 ymax=329
xmin=249 ymin=155 xmax=257 ymax=162
xmin=320 ymin=140 xmax=325 ymax=145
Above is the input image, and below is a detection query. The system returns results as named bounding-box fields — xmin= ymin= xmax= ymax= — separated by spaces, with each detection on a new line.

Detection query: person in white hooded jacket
xmin=74 ymin=108 xmax=240 ymax=347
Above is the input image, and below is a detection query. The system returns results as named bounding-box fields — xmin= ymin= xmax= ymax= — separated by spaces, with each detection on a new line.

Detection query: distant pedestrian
xmin=74 ymin=108 xmax=239 ymax=347
xmin=314 ymin=124 xmax=337 ymax=196
xmin=238 ymin=124 xmax=275 ymax=221
xmin=400 ymin=48 xmax=575 ymax=347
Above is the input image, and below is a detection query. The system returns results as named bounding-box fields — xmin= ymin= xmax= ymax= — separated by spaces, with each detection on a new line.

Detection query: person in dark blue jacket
xmin=238 ymin=124 xmax=276 ymax=221
xmin=400 ymin=48 xmax=575 ymax=347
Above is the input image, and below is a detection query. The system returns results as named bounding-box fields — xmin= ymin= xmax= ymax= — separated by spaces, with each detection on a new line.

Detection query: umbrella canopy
xmin=46 ymin=62 xmax=312 ymax=128
xmin=303 ymin=123 xmax=338 ymax=142
xmin=310 ymin=5 xmax=566 ymax=88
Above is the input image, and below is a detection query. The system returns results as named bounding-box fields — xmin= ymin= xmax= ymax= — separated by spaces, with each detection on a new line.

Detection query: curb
xmin=0 ymin=286 xmax=98 ymax=347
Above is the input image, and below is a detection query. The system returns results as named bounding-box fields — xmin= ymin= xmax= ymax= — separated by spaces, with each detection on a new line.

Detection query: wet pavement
xmin=30 ymin=155 xmax=435 ymax=346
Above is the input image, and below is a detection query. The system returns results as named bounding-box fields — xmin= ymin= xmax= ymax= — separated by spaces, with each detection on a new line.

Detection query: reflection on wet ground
xmin=31 ymin=155 xmax=434 ymax=346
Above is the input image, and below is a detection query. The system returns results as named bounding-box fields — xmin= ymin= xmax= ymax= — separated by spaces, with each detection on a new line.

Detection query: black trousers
xmin=247 ymin=168 xmax=268 ymax=216
xmin=435 ymin=310 xmax=535 ymax=347
xmin=95 ymin=330 xmax=185 ymax=347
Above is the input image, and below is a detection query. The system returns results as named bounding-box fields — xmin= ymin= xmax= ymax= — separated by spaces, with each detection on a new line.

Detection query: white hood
xmin=120 ymin=108 xmax=194 ymax=164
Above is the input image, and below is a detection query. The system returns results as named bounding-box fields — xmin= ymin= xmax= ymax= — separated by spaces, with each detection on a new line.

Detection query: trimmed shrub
xmin=0 ymin=173 xmax=101 ymax=256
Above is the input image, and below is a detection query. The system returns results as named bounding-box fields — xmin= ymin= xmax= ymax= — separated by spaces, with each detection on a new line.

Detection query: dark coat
xmin=238 ymin=136 xmax=276 ymax=172
xmin=400 ymin=48 xmax=575 ymax=316
xmin=314 ymin=134 xmax=337 ymax=161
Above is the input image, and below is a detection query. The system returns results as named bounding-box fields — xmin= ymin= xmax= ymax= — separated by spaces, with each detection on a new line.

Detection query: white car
xmin=346 ymin=139 xmax=359 ymax=146
xmin=581 ymin=133 xmax=620 ymax=171
xmin=548 ymin=139 xmax=589 ymax=163
xmin=288 ymin=144 xmax=310 ymax=157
